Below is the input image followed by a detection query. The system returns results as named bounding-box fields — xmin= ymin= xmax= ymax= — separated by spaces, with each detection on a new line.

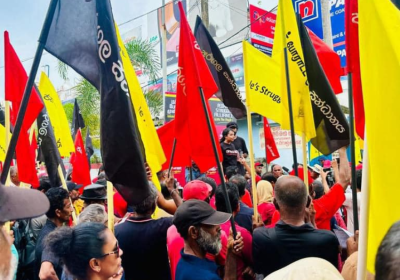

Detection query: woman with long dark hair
xmin=45 ymin=223 xmax=123 ymax=280
xmin=220 ymin=128 xmax=240 ymax=174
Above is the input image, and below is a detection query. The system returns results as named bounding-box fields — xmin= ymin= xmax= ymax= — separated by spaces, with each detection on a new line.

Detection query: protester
xmin=45 ymin=223 xmax=123 ymax=280
xmin=167 ymin=179 xmax=228 ymax=280
xmin=375 ymin=220 xmax=400 ymax=280
xmin=272 ymin=164 xmax=283 ymax=179
xmin=342 ymin=169 xmax=362 ymax=233
xmin=115 ymin=178 xmax=181 ymax=280
xmin=229 ymin=175 xmax=254 ymax=232
xmin=254 ymin=162 xmax=263 ymax=177
xmin=80 ymin=183 xmax=107 ymax=208
xmin=215 ymin=182 xmax=253 ymax=280
xmin=226 ymin=122 xmax=248 ymax=176
xmin=261 ymin=172 xmax=277 ymax=188
xmin=185 ymin=161 xmax=205 ymax=183
xmin=253 ymin=176 xmax=340 ymax=277
xmin=31 ymin=177 xmax=53 ymax=238
xmin=309 ymin=164 xmax=322 ymax=181
xmin=256 ymin=180 xmax=276 ymax=226
xmin=66 ymin=181 xmax=84 ymax=215
xmin=10 ymin=166 xmax=21 ymax=187
xmin=0 ymin=182 xmax=49 ymax=280
xmin=173 ymin=200 xmax=238 ymax=280
xmin=36 ymin=187 xmax=73 ymax=280
xmin=264 ymin=258 xmax=344 ymax=280
xmin=220 ymin=128 xmax=240 ymax=174
xmin=78 ymin=204 xmax=108 ymax=224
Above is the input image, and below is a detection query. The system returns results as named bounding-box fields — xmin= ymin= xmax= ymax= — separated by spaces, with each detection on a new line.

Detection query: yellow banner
xmin=38 ymin=72 xmax=75 ymax=156
xmin=272 ymin=0 xmax=316 ymax=140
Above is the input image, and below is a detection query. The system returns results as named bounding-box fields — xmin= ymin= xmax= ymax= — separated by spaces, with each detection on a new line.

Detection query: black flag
xmin=298 ymin=16 xmax=350 ymax=155
xmin=85 ymin=127 xmax=94 ymax=169
xmin=37 ymin=107 xmax=65 ymax=188
xmin=44 ymin=0 xmax=149 ymax=204
xmin=194 ymin=16 xmax=246 ymax=119
xmin=72 ymin=98 xmax=85 ymax=139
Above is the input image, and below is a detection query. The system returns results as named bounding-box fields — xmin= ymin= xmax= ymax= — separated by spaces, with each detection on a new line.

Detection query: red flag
xmin=157 ymin=121 xmax=190 ymax=171
xmin=263 ymin=118 xmax=280 ymax=164
xmin=345 ymin=0 xmax=365 ymax=139
xmin=70 ymin=129 xmax=91 ymax=190
xmin=4 ymin=31 xmax=43 ymax=187
xmin=30 ymin=131 xmax=37 ymax=164
xmin=173 ymin=2 xmax=221 ymax=172
xmin=308 ymin=29 xmax=344 ymax=94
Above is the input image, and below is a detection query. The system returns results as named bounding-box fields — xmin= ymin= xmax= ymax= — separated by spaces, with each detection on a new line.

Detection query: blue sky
xmin=0 ymin=0 xmax=160 ymax=99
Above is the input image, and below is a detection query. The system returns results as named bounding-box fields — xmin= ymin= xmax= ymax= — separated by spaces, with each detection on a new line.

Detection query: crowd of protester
xmin=0 ymin=143 xmax=397 ymax=280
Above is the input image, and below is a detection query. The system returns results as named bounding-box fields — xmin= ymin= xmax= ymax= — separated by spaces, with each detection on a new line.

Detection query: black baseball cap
xmin=66 ymin=181 xmax=83 ymax=192
xmin=0 ymin=183 xmax=50 ymax=223
xmin=173 ymin=200 xmax=231 ymax=235
xmin=226 ymin=121 xmax=238 ymax=129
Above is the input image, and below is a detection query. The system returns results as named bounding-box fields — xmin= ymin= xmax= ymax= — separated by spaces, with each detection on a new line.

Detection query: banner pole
xmin=198 ymin=87 xmax=237 ymax=237
xmin=4 ymin=102 xmax=11 ymax=232
xmin=1 ymin=0 xmax=60 ymax=185
xmin=284 ymin=47 xmax=298 ymax=176
xmin=246 ymin=108 xmax=258 ymax=219
xmin=168 ymin=138 xmax=177 ymax=176
xmin=58 ymin=165 xmax=77 ymax=225
xmin=348 ymin=72 xmax=359 ymax=232
xmin=107 ymin=181 xmax=115 ymax=233
xmin=302 ymin=133 xmax=309 ymax=192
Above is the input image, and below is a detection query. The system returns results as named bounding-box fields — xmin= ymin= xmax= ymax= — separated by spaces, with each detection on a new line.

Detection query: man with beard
xmin=173 ymin=200 xmax=238 ymax=280
xmin=0 ymin=182 xmax=50 ymax=280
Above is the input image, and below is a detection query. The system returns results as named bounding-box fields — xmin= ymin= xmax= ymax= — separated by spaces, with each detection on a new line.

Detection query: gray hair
xmin=78 ymin=204 xmax=107 ymax=224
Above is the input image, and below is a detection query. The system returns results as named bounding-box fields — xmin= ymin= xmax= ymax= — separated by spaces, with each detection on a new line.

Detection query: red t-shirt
xmin=242 ymin=189 xmax=253 ymax=208
xmin=220 ymin=221 xmax=253 ymax=280
xmin=167 ymin=225 xmax=227 ymax=280
xmin=314 ymin=183 xmax=345 ymax=230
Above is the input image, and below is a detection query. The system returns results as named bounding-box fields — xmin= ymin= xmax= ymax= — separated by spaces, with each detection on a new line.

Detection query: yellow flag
xmin=272 ymin=0 xmax=315 ymax=140
xmin=359 ymin=0 xmax=400 ymax=273
xmin=38 ymin=72 xmax=75 ymax=157
xmin=243 ymin=41 xmax=285 ymax=124
xmin=0 ymin=124 xmax=7 ymax=162
xmin=115 ymin=25 xmax=166 ymax=191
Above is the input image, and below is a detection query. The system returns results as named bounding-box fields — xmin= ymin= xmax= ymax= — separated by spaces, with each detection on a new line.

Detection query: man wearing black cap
xmin=173 ymin=200 xmax=238 ymax=280
xmin=226 ymin=121 xmax=248 ymax=175
xmin=0 ymin=183 xmax=49 ymax=280
xmin=66 ymin=181 xmax=84 ymax=215
xmin=80 ymin=183 xmax=107 ymax=208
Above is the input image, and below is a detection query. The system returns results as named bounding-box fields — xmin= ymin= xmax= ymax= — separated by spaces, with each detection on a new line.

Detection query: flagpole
xmin=0 ymin=0 xmax=59 ymax=185
xmin=284 ymin=48 xmax=299 ymax=176
xmin=246 ymin=109 xmax=259 ymax=220
xmin=302 ymin=133 xmax=309 ymax=191
xmin=198 ymin=87 xmax=237 ymax=237
xmin=58 ymin=165 xmax=77 ymax=224
xmin=168 ymin=138 xmax=177 ymax=175
xmin=4 ymin=102 xmax=11 ymax=232
xmin=107 ymin=181 xmax=115 ymax=233
xmin=348 ymin=72 xmax=359 ymax=232
xmin=357 ymin=135 xmax=369 ymax=280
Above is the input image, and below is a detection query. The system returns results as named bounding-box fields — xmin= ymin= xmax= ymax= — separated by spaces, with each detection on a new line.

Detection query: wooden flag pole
xmin=198 ymin=87 xmax=237 ymax=237
xmin=284 ymin=48 xmax=298 ymax=176
xmin=246 ymin=108 xmax=259 ymax=219
xmin=107 ymin=181 xmax=115 ymax=233
xmin=58 ymin=165 xmax=77 ymax=224
xmin=168 ymin=138 xmax=177 ymax=176
xmin=348 ymin=72 xmax=359 ymax=232
xmin=302 ymin=133 xmax=309 ymax=192
xmin=4 ymin=101 xmax=11 ymax=232
xmin=0 ymin=0 xmax=59 ymax=185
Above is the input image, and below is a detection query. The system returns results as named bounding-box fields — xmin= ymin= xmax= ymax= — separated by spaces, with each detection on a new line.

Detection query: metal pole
xmin=284 ymin=48 xmax=298 ymax=176
xmin=348 ymin=72 xmax=359 ymax=232
xmin=1 ymin=0 xmax=59 ymax=184
xmin=161 ymin=1 xmax=168 ymax=123
xmin=198 ymin=87 xmax=237 ymax=237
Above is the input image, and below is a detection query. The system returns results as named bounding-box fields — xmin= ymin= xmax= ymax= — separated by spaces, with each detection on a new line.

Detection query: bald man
xmin=272 ymin=165 xmax=283 ymax=179
xmin=253 ymin=176 xmax=339 ymax=277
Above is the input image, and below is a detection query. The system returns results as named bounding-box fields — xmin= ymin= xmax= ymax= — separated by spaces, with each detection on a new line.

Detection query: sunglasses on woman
xmin=99 ymin=241 xmax=120 ymax=258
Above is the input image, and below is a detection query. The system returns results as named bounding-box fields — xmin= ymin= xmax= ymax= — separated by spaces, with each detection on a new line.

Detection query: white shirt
xmin=343 ymin=192 xmax=361 ymax=233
